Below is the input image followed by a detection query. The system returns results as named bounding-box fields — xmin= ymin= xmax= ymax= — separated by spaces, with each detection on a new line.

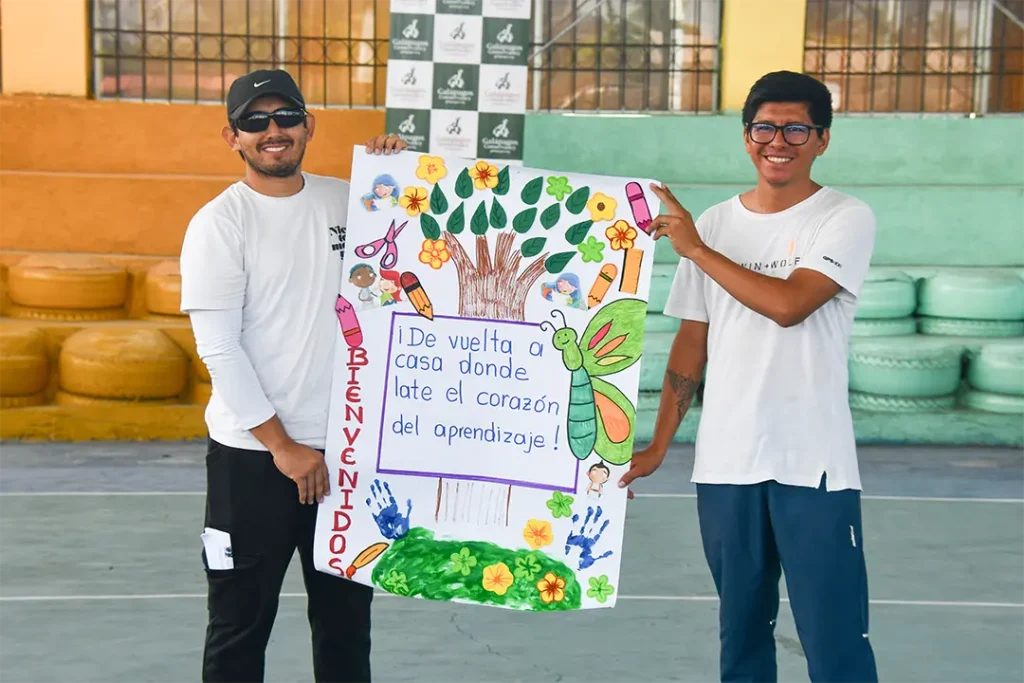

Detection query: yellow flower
xmin=536 ymin=572 xmax=566 ymax=604
xmin=399 ymin=186 xmax=429 ymax=216
xmin=470 ymin=160 xmax=499 ymax=190
xmin=482 ymin=562 xmax=514 ymax=596
xmin=418 ymin=239 xmax=450 ymax=270
xmin=415 ymin=155 xmax=448 ymax=184
xmin=522 ymin=519 xmax=554 ymax=549
xmin=606 ymin=219 xmax=638 ymax=251
xmin=587 ymin=192 xmax=617 ymax=222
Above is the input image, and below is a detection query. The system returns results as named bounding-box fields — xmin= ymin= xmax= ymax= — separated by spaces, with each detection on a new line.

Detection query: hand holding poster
xmin=314 ymin=148 xmax=659 ymax=611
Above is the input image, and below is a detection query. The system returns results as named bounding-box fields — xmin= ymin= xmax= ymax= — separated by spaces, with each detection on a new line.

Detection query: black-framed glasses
xmin=747 ymin=122 xmax=824 ymax=146
xmin=234 ymin=108 xmax=307 ymax=133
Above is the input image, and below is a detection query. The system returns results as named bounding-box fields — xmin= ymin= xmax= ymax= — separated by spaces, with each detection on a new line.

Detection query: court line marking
xmin=1 ymin=491 xmax=1021 ymax=503
xmin=0 ymin=593 xmax=1020 ymax=608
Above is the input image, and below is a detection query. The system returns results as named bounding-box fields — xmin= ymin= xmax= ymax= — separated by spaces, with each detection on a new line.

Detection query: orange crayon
xmin=587 ymin=263 xmax=618 ymax=308
xmin=620 ymin=248 xmax=644 ymax=295
xmin=400 ymin=271 xmax=434 ymax=320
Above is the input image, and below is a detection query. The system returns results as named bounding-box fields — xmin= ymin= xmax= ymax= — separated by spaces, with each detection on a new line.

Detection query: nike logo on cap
xmin=254 ymin=80 xmax=270 ymax=87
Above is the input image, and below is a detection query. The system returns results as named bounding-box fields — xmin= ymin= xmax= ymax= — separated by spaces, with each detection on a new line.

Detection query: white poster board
xmin=314 ymin=147 xmax=659 ymax=611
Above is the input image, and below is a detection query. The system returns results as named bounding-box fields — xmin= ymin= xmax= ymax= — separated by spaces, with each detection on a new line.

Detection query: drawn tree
xmin=412 ymin=160 xmax=600 ymax=526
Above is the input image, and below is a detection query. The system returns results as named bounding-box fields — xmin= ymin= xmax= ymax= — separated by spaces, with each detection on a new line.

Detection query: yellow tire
xmin=8 ymin=254 xmax=128 ymax=310
xmin=0 ymin=326 xmax=50 ymax=397
xmin=192 ymin=381 xmax=213 ymax=405
xmin=5 ymin=304 xmax=128 ymax=322
xmin=59 ymin=328 xmax=188 ymax=399
xmin=1 ymin=392 xmax=47 ymax=408
xmin=54 ymin=390 xmax=179 ymax=407
xmin=145 ymin=260 xmax=186 ymax=317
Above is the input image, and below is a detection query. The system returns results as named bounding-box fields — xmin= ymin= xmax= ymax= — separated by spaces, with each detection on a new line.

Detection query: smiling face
xmin=350 ymin=266 xmax=376 ymax=288
xmin=223 ymin=94 xmax=314 ymax=178
xmin=744 ymin=101 xmax=829 ymax=189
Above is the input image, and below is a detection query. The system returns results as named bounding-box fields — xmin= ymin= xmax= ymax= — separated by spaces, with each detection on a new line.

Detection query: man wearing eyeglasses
xmin=179 ymin=68 xmax=406 ymax=683
xmin=619 ymin=71 xmax=879 ymax=682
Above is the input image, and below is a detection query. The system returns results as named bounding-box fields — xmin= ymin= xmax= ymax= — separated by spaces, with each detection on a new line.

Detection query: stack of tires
xmin=917 ymin=272 xmax=1024 ymax=338
xmin=848 ymin=341 xmax=964 ymax=412
xmin=964 ymin=342 xmax=1024 ymax=413
xmin=852 ymin=271 xmax=918 ymax=337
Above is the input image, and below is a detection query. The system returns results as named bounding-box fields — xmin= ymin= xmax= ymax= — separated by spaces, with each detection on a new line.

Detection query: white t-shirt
xmin=663 ymin=187 xmax=876 ymax=491
xmin=179 ymin=172 xmax=349 ymax=451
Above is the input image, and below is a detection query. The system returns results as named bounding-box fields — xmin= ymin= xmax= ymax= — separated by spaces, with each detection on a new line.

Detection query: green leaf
xmin=540 ymin=203 xmax=561 ymax=229
xmin=565 ymin=219 xmax=594 ymax=245
xmin=420 ymin=213 xmax=441 ymax=240
xmin=521 ymin=237 xmax=546 ymax=258
xmin=545 ymin=251 xmax=576 ymax=273
xmin=521 ymin=176 xmax=543 ymax=205
xmin=429 ymin=184 xmax=448 ymax=214
xmin=447 ymin=202 xmax=465 ymax=234
xmin=455 ymin=168 xmax=474 ymax=199
xmin=494 ymin=166 xmax=510 ymax=195
xmin=566 ymin=186 xmax=590 ymax=214
xmin=489 ymin=198 xmax=507 ymax=229
xmin=471 ymin=202 xmax=489 ymax=235
xmin=512 ymin=208 xmax=537 ymax=234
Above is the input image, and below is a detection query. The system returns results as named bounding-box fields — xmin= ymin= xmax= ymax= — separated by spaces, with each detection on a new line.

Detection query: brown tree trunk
xmin=434 ymin=230 xmax=548 ymax=525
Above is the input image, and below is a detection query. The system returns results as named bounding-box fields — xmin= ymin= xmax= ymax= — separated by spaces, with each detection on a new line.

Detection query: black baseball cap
xmin=226 ymin=69 xmax=305 ymax=121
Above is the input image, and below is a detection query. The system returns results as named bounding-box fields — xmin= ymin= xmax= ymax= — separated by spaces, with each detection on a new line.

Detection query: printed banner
xmin=313 ymin=148 xmax=660 ymax=612
xmin=384 ymin=0 xmax=531 ymax=163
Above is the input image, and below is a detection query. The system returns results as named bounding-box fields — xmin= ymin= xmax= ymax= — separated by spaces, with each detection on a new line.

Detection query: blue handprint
xmin=564 ymin=505 xmax=613 ymax=570
xmin=365 ymin=479 xmax=412 ymax=540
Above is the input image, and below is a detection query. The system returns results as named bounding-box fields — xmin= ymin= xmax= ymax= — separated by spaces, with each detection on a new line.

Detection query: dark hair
xmin=589 ymin=462 xmax=610 ymax=474
xmin=742 ymin=71 xmax=833 ymax=129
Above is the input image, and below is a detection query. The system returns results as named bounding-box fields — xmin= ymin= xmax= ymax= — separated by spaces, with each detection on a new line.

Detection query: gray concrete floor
xmin=0 ymin=441 xmax=1022 ymax=683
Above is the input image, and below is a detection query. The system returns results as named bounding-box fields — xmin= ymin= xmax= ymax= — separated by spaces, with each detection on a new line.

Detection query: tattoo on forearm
xmin=666 ymin=370 xmax=700 ymax=421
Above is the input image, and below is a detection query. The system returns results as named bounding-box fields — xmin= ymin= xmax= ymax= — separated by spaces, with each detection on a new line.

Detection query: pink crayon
xmin=625 ymin=181 xmax=653 ymax=234
xmin=335 ymin=295 xmax=363 ymax=348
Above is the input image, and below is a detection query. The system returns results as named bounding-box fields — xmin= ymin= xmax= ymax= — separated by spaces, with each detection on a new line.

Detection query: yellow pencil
xmin=400 ymin=272 xmax=434 ymax=320
xmin=588 ymin=263 xmax=618 ymax=308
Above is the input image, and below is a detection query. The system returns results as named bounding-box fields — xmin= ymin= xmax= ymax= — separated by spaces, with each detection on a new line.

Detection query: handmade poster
xmin=313 ymin=147 xmax=659 ymax=612
xmin=383 ymin=0 xmax=531 ymax=162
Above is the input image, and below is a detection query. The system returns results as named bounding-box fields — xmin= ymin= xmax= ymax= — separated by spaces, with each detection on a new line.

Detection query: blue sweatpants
xmin=696 ymin=476 xmax=879 ymax=683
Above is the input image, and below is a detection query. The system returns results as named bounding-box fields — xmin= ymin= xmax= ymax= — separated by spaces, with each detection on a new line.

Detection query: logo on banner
xmin=386 ymin=109 xmax=429 ymax=151
xmin=446 ymin=117 xmax=463 ymax=135
xmin=483 ymin=18 xmax=528 ymax=65
xmin=390 ymin=14 xmax=433 ymax=60
xmin=433 ymin=14 xmax=482 ymax=62
xmin=398 ymin=115 xmax=417 ymax=134
xmin=481 ymin=0 xmax=532 ymax=19
xmin=491 ymin=119 xmax=510 ymax=138
xmin=402 ymin=67 xmax=418 ymax=86
xmin=496 ymin=72 xmax=511 ymax=90
xmin=450 ymin=22 xmax=466 ymax=40
xmin=478 ymin=112 xmax=523 ymax=159
xmin=438 ymin=0 xmax=483 ymax=14
xmin=433 ymin=63 xmax=479 ymax=110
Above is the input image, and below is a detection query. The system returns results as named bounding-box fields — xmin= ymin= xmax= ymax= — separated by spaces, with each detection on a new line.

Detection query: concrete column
xmin=719 ymin=0 xmax=808 ymax=112
xmin=0 ymin=0 xmax=90 ymax=97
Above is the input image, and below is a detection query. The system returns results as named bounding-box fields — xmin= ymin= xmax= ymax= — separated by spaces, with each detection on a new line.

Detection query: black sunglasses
xmin=234 ymin=108 xmax=307 ymax=133
xmin=747 ymin=122 xmax=825 ymax=146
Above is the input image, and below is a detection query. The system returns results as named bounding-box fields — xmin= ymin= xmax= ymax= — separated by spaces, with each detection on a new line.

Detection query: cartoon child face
xmin=374 ymin=183 xmax=394 ymax=199
xmin=588 ymin=463 xmax=610 ymax=485
xmin=350 ymin=265 xmax=376 ymax=288
xmin=380 ymin=278 xmax=398 ymax=294
xmin=557 ymin=277 xmax=577 ymax=294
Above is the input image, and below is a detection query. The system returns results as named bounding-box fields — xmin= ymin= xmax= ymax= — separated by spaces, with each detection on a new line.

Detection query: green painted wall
xmin=523 ymin=114 xmax=1024 ymax=267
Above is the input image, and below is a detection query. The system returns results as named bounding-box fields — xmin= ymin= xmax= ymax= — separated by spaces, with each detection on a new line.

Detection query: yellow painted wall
xmin=0 ymin=0 xmax=89 ymax=97
xmin=720 ymin=0 xmax=808 ymax=111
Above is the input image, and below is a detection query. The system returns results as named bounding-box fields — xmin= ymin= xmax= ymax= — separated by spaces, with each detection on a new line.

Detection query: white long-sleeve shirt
xmin=179 ymin=172 xmax=350 ymax=451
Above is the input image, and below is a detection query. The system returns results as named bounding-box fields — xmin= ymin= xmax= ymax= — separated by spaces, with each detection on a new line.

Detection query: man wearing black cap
xmin=179 ymin=68 xmax=406 ymax=682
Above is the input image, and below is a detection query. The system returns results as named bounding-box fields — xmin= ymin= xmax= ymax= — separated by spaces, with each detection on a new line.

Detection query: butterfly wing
xmin=581 ymin=298 xmax=647 ymax=377
xmin=591 ymin=376 xmax=636 ymax=466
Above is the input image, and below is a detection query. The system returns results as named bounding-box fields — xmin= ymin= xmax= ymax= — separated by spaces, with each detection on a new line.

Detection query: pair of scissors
xmin=354 ymin=219 xmax=407 ymax=270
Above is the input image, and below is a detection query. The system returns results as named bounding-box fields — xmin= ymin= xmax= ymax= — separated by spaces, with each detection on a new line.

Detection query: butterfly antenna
xmin=550 ymin=309 xmax=568 ymax=329
xmin=538 ymin=320 xmax=556 ymax=333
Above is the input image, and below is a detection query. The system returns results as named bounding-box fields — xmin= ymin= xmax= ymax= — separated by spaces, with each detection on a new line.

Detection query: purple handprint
xmin=365 ymin=479 xmax=412 ymax=540
xmin=564 ymin=505 xmax=613 ymax=570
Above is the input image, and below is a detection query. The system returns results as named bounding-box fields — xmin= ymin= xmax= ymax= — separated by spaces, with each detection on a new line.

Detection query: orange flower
xmin=482 ymin=562 xmax=514 ymax=596
xmin=418 ymin=239 xmax=451 ymax=270
xmin=536 ymin=572 xmax=566 ymax=604
xmin=606 ymin=219 xmax=638 ymax=251
xmin=399 ymin=186 xmax=429 ymax=216
xmin=522 ymin=519 xmax=553 ymax=549
xmin=470 ymin=160 xmax=499 ymax=191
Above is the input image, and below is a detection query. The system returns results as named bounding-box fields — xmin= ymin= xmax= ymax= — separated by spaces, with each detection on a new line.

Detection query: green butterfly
xmin=539 ymin=298 xmax=645 ymax=466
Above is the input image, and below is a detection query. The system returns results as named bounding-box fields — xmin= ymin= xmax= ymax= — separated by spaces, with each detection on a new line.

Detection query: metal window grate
xmin=90 ymin=0 xmax=390 ymax=108
xmin=528 ymin=0 xmax=723 ymax=112
xmin=90 ymin=0 xmax=722 ymax=113
xmin=804 ymin=0 xmax=1024 ymax=114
